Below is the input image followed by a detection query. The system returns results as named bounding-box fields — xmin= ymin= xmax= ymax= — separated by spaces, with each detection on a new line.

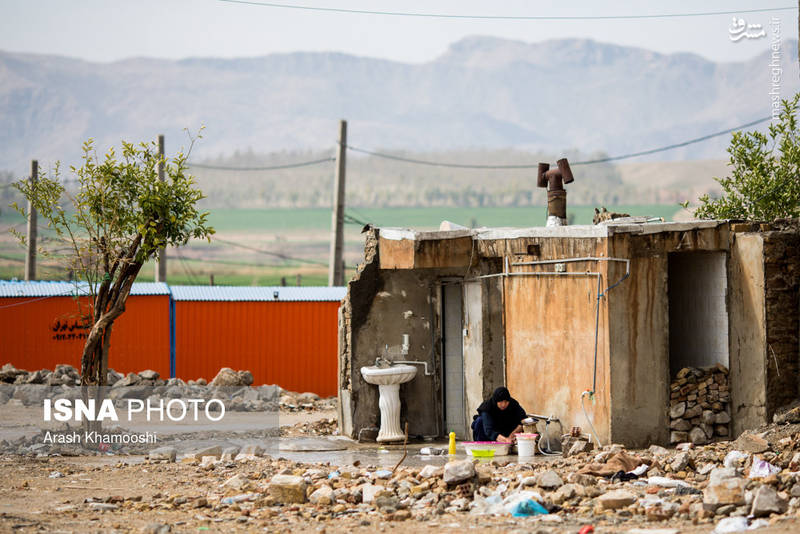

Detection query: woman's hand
xmin=496 ymin=434 xmax=512 ymax=443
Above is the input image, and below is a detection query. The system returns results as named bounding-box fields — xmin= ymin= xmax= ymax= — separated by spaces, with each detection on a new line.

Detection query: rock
xmin=0 ymin=363 xmax=26 ymax=383
xmin=89 ymin=502 xmax=119 ymax=511
xmin=704 ymin=468 xmax=746 ymax=507
xmin=443 ymin=460 xmax=475 ymax=484
xmin=689 ymin=426 xmax=708 ymax=445
xmin=715 ymin=425 xmax=730 ymax=437
xmin=210 ymin=367 xmax=251 ymax=387
xmin=223 ymin=474 xmax=248 ymax=490
xmin=567 ymin=473 xmax=596 ymax=486
xmin=648 ymin=445 xmax=669 ymax=457
xmin=239 ymin=444 xmax=264 ymax=457
xmin=702 ymin=410 xmax=715 ymax=424
xmin=375 ymin=494 xmax=400 ymax=511
xmin=669 ymin=402 xmax=686 ymax=419
xmin=536 ymin=469 xmax=564 ymax=489
xmin=309 ymin=484 xmax=334 ymax=505
xmin=268 ymin=475 xmax=307 ymax=504
xmin=598 ymin=489 xmax=636 ymax=510
xmin=148 ymin=447 xmax=177 ymax=462
xmin=773 ymin=405 xmax=800 ymax=424
xmin=221 ymin=446 xmax=241 ymax=462
xmin=733 ymin=433 xmax=769 ymax=453
xmin=297 ymin=392 xmax=320 ymax=403
xmin=112 ymin=373 xmax=141 ymax=388
xmin=750 ymin=485 xmax=787 ymax=517
xmin=567 ymin=439 xmax=593 ymax=457
xmin=715 ymin=411 xmax=731 ymax=424
xmin=418 ymin=465 xmax=443 ymax=479
xmin=670 ymin=419 xmax=691 ymax=431
xmin=671 ymin=452 xmax=691 ymax=472
xmin=684 ymin=405 xmax=703 ymax=419
xmin=188 ymin=445 xmax=222 ymax=460
xmin=25 ymin=369 xmax=49 ymax=384
xmin=670 ymin=431 xmax=689 ymax=444
xmin=551 ymin=483 xmax=582 ymax=504
xmin=142 ymin=524 xmax=171 ymax=534
xmin=361 ymin=484 xmax=382 ymax=503
xmin=107 ymin=369 xmax=123 ymax=386
xmin=138 ymin=369 xmax=160 ymax=381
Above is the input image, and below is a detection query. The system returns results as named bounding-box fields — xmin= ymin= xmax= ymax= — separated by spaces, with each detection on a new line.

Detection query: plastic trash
xmin=748 ymin=459 xmax=781 ymax=478
xmin=714 ymin=516 xmax=749 ymax=533
xmin=578 ymin=526 xmax=594 ymax=534
xmin=511 ymin=499 xmax=549 ymax=517
xmin=220 ymin=493 xmax=258 ymax=505
xmin=503 ymin=490 xmax=544 ymax=515
xmin=724 ymin=451 xmax=749 ymax=468
xmin=470 ymin=494 xmax=506 ymax=515
xmin=647 ymin=476 xmax=691 ymax=488
xmin=630 ymin=464 xmax=650 ymax=476
xmin=328 ymin=471 xmax=340 ymax=479
xmin=748 ymin=518 xmax=770 ymax=530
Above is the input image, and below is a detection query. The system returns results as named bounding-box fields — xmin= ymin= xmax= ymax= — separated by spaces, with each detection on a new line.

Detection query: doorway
xmin=668 ymin=251 xmax=729 ymax=375
xmin=442 ymin=283 xmax=467 ymax=438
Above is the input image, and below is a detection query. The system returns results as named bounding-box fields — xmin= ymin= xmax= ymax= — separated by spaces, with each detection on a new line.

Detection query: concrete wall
xmin=607 ymin=233 xmax=670 ymax=447
xmin=728 ymin=233 xmax=767 ymax=436
xmin=503 ymin=238 xmax=612 ymax=445
xmin=339 ymin=230 xmax=505 ymax=440
xmin=607 ymin=227 xmax=729 ymax=447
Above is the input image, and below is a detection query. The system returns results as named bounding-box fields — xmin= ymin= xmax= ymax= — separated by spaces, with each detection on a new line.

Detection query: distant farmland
xmin=0 ymin=205 xmax=682 ymax=286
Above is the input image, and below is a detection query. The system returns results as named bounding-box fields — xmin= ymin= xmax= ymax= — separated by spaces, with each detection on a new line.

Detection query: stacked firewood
xmin=669 ymin=363 xmax=731 ymax=444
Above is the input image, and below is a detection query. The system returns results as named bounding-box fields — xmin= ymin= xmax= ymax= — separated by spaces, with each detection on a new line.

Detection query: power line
xmin=213 ymin=237 xmax=329 ymax=266
xmin=187 ymin=156 xmax=334 ymax=171
xmin=571 ymin=116 xmax=772 ymax=165
xmin=218 ymin=1 xmax=794 ymax=20
xmin=348 ymin=116 xmax=772 ymax=169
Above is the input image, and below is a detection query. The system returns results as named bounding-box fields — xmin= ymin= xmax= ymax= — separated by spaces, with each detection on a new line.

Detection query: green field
xmin=1 ymin=204 xmax=682 ymax=285
xmin=207 ymin=204 xmax=681 ymax=232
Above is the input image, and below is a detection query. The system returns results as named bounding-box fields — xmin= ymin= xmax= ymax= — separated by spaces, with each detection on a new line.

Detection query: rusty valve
xmin=537 ymin=158 xmax=574 ymax=221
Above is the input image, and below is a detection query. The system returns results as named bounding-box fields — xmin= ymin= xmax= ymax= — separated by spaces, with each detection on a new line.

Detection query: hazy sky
xmin=0 ymin=0 xmax=797 ymax=63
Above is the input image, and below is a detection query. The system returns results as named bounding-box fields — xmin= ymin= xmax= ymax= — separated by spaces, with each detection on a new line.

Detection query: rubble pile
xmin=0 ymin=363 xmax=335 ymax=412
xmin=60 ymin=429 xmax=797 ymax=531
xmin=669 ymin=364 xmax=731 ymax=444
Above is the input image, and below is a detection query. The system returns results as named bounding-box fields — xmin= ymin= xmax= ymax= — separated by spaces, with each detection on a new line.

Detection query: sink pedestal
xmin=360 ymin=364 xmax=417 ymax=443
xmin=376 ymin=384 xmax=404 ymax=442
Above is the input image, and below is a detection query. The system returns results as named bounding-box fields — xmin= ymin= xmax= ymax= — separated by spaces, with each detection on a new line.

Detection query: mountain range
xmin=1 ymin=36 xmax=798 ymax=176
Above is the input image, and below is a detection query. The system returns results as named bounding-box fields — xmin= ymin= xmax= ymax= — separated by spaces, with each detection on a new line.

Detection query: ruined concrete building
xmin=337 ymin=219 xmax=799 ymax=448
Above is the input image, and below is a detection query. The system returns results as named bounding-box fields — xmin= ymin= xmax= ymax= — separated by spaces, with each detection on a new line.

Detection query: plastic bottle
xmin=448 ymin=431 xmax=456 ymax=455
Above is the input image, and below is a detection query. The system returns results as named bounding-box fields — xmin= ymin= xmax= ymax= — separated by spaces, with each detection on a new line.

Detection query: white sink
xmin=360 ymin=364 xmax=417 ymax=385
xmin=360 ymin=364 xmax=418 ymax=442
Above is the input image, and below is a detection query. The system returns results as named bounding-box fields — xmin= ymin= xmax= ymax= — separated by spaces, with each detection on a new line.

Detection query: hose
xmin=581 ymin=391 xmax=602 ymax=449
xmin=536 ymin=417 xmax=562 ymax=456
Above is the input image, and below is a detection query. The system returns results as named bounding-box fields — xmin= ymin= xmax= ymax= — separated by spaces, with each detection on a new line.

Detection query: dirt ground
xmin=2 ymin=409 xmax=799 ymax=533
xmin=0 ymin=453 xmax=799 ymax=534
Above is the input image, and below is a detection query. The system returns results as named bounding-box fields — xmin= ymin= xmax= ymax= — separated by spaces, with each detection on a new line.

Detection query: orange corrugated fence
xmin=0 ymin=295 xmax=170 ymax=377
xmin=174 ymin=300 xmax=340 ymax=397
xmin=0 ymin=283 xmax=343 ymax=396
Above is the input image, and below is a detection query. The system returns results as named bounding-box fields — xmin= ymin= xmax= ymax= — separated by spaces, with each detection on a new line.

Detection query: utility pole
xmin=155 ymin=135 xmax=167 ymax=283
xmin=24 ymin=160 xmax=37 ymax=281
xmin=328 ymin=120 xmax=347 ymax=286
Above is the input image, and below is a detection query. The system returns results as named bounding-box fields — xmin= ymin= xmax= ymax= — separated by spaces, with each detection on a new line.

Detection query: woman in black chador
xmin=471 ymin=386 xmax=526 ymax=442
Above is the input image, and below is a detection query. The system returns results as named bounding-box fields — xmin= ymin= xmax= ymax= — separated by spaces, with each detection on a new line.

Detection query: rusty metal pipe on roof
xmin=537 ymin=158 xmax=574 ymax=222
